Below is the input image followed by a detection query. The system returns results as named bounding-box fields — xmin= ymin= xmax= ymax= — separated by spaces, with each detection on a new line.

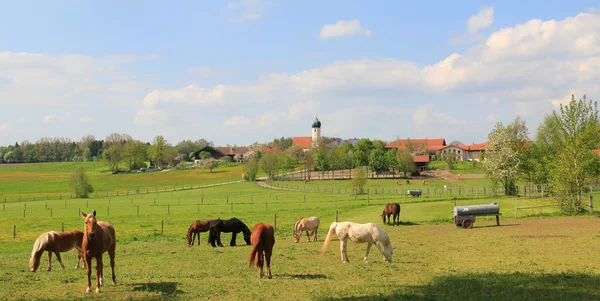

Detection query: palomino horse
xmin=82 ymin=211 xmax=116 ymax=294
xmin=321 ymin=222 xmax=393 ymax=263
xmin=29 ymin=230 xmax=85 ymax=272
xmin=208 ymin=218 xmax=252 ymax=247
xmin=186 ymin=219 xmax=213 ymax=246
xmin=249 ymin=223 xmax=275 ymax=279
xmin=381 ymin=203 xmax=401 ymax=226
xmin=293 ymin=216 xmax=320 ymax=243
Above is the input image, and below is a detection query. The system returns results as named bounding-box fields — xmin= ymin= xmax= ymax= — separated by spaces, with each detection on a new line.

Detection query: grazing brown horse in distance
xmin=381 ymin=203 xmax=401 ymax=226
xmin=82 ymin=211 xmax=116 ymax=294
xmin=249 ymin=223 xmax=275 ymax=279
xmin=187 ymin=219 xmax=213 ymax=246
xmin=29 ymin=230 xmax=85 ymax=272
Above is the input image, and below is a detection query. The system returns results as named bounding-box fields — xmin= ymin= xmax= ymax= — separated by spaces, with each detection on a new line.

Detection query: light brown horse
xmin=249 ymin=223 xmax=275 ymax=279
xmin=381 ymin=203 xmax=401 ymax=226
xmin=82 ymin=211 xmax=116 ymax=294
xmin=186 ymin=219 xmax=213 ymax=246
xmin=29 ymin=230 xmax=85 ymax=272
xmin=293 ymin=216 xmax=320 ymax=243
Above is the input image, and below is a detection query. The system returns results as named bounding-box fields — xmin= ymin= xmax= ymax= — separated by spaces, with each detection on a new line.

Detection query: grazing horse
xmin=293 ymin=216 xmax=320 ymax=243
xmin=29 ymin=230 xmax=85 ymax=272
xmin=381 ymin=203 xmax=401 ymax=226
xmin=186 ymin=219 xmax=213 ymax=246
xmin=208 ymin=218 xmax=252 ymax=247
xmin=321 ymin=222 xmax=393 ymax=263
xmin=81 ymin=211 xmax=116 ymax=294
xmin=249 ymin=223 xmax=275 ymax=279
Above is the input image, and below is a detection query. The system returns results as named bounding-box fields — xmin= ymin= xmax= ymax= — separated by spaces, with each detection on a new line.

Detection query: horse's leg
xmin=217 ymin=231 xmax=223 ymax=247
xmin=257 ymin=249 xmax=264 ymax=279
xmin=109 ymin=243 xmax=116 ymax=285
xmin=364 ymin=241 xmax=372 ymax=262
xmin=306 ymin=230 xmax=310 ymax=242
xmin=55 ymin=251 xmax=66 ymax=269
xmin=85 ymin=256 xmax=93 ymax=293
xmin=230 ymin=232 xmax=237 ymax=247
xmin=47 ymin=251 xmax=52 ymax=271
xmin=265 ymin=247 xmax=273 ymax=279
xmin=340 ymin=239 xmax=349 ymax=263
xmin=95 ymin=256 xmax=103 ymax=293
xmin=313 ymin=229 xmax=318 ymax=242
xmin=197 ymin=233 xmax=201 ymax=246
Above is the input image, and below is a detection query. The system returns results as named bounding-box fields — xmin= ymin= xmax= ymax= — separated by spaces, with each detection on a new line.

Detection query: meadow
xmin=0 ymin=163 xmax=599 ymax=300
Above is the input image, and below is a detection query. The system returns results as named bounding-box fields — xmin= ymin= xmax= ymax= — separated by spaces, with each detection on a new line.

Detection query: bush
xmin=69 ymin=168 xmax=94 ymax=198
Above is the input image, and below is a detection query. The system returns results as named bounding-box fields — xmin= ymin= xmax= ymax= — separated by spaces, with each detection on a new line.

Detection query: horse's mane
xmin=30 ymin=232 xmax=57 ymax=265
xmin=186 ymin=221 xmax=197 ymax=242
xmin=293 ymin=217 xmax=304 ymax=234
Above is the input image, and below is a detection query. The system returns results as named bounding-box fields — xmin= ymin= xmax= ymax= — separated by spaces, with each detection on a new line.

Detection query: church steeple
xmin=311 ymin=116 xmax=321 ymax=147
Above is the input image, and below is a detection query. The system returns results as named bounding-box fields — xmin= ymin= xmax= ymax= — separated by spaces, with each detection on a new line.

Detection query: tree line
xmin=483 ymin=95 xmax=600 ymax=214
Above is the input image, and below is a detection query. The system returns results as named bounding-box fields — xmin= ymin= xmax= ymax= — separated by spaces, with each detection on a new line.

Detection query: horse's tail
xmin=249 ymin=227 xmax=261 ymax=268
xmin=321 ymin=222 xmax=337 ymax=254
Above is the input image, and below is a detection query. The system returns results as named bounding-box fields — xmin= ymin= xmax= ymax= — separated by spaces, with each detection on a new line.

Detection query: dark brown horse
xmin=29 ymin=230 xmax=85 ymax=272
xmin=82 ymin=211 xmax=116 ymax=294
xmin=249 ymin=223 xmax=275 ymax=279
xmin=381 ymin=203 xmax=401 ymax=226
xmin=186 ymin=219 xmax=213 ymax=246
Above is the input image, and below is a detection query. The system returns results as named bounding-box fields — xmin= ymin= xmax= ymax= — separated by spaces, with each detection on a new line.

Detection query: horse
xmin=321 ymin=222 xmax=393 ymax=263
xmin=186 ymin=219 xmax=213 ymax=246
xmin=81 ymin=211 xmax=116 ymax=294
xmin=249 ymin=223 xmax=275 ymax=279
xmin=305 ymin=179 xmax=311 ymax=184
xmin=29 ymin=230 xmax=85 ymax=272
xmin=293 ymin=216 xmax=320 ymax=243
xmin=208 ymin=218 xmax=252 ymax=247
xmin=381 ymin=203 xmax=401 ymax=226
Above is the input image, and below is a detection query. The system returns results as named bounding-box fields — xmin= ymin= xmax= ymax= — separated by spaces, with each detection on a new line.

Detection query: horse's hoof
xmin=86 ymin=287 xmax=91 ymax=294
xmin=47 ymin=268 xmax=51 ymax=272
xmin=267 ymin=275 xmax=272 ymax=279
xmin=95 ymin=288 xmax=100 ymax=294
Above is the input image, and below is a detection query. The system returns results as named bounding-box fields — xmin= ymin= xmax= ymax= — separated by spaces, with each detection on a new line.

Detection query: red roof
xmin=386 ymin=138 xmax=446 ymax=153
xmin=293 ymin=137 xmax=312 ymax=149
xmin=261 ymin=146 xmax=280 ymax=153
xmin=412 ymin=155 xmax=430 ymax=163
xmin=466 ymin=142 xmax=488 ymax=151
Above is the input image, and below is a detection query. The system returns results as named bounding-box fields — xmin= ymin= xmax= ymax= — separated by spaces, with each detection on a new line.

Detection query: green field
xmin=0 ymin=163 xmax=599 ymax=300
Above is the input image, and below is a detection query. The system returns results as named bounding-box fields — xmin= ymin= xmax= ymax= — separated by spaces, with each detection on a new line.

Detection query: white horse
xmin=293 ymin=216 xmax=320 ymax=243
xmin=321 ymin=222 xmax=393 ymax=263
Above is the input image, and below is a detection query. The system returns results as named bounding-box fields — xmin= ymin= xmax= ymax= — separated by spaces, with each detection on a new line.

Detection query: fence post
xmin=514 ymin=199 xmax=518 ymax=219
xmin=197 ymin=204 xmax=200 ymax=213
xmin=14 ymin=225 xmax=16 ymax=238
xmin=589 ymin=194 xmax=594 ymax=215
xmin=336 ymin=209 xmax=339 ymax=222
xmin=137 ymin=205 xmax=139 ymax=216
xmin=161 ymin=220 xmax=164 ymax=234
xmin=168 ymin=204 xmax=170 ymax=214
xmin=50 ymin=208 xmax=52 ymax=217
xmin=107 ymin=206 xmax=110 ymax=216
xmin=274 ymin=214 xmax=277 ymax=232
xmin=62 ymin=223 xmax=64 ymax=232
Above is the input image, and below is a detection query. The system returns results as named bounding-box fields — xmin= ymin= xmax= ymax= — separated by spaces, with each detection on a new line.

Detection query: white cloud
xmin=224 ymin=116 xmax=252 ymax=127
xmin=487 ymin=113 xmax=498 ymax=121
xmin=227 ymin=0 xmax=272 ymax=22
xmin=319 ymin=19 xmax=372 ymax=40
xmin=468 ymin=7 xmax=494 ymax=33
xmin=133 ymin=109 xmax=167 ymax=125
xmin=413 ymin=104 xmax=466 ymax=126
xmin=42 ymin=112 xmax=71 ymax=124
xmin=79 ymin=116 xmax=93 ymax=123
xmin=0 ymin=122 xmax=10 ymax=131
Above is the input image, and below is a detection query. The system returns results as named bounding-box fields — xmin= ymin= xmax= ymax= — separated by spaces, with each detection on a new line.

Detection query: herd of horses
xmin=28 ymin=202 xmax=402 ymax=293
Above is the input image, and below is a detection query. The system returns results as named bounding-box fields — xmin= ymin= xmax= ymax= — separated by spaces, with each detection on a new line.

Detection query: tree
xmin=385 ymin=149 xmax=398 ymax=172
xmin=123 ymin=139 xmax=147 ymax=171
xmin=368 ymin=149 xmax=387 ymax=172
xmin=148 ymin=135 xmax=168 ymax=169
xmin=199 ymin=151 xmax=212 ymax=160
xmin=352 ymin=149 xmax=367 ymax=167
xmin=354 ymin=138 xmax=374 ymax=164
xmin=397 ymin=148 xmax=415 ymax=178
xmin=102 ymin=144 xmax=123 ymax=173
xmin=260 ymin=152 xmax=279 ymax=179
xmin=69 ymin=168 xmax=94 ymax=198
xmin=372 ymin=140 xmax=387 ymax=151
xmin=244 ymin=157 xmax=259 ymax=181
xmin=542 ymin=95 xmax=600 ymax=213
xmin=201 ymin=158 xmax=219 ymax=172
xmin=279 ymin=153 xmax=297 ymax=175
xmin=482 ymin=117 xmax=528 ymax=196
xmin=163 ymin=146 xmax=179 ymax=168
xmin=443 ymin=153 xmax=457 ymax=169
xmin=314 ymin=149 xmax=329 ymax=171
xmin=351 ymin=166 xmax=368 ymax=194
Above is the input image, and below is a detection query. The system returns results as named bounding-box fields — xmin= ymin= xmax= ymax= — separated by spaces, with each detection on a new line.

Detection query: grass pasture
xmin=0 ymin=164 xmax=599 ymax=300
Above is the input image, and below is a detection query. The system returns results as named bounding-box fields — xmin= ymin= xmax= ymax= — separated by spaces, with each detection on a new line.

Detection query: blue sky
xmin=1 ymin=1 xmax=599 ymax=146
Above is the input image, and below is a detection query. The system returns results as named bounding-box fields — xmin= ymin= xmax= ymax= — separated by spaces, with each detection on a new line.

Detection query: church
xmin=292 ymin=117 xmax=321 ymax=150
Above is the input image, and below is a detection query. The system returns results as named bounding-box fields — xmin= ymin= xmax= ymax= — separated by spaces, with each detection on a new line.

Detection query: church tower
xmin=312 ymin=116 xmax=321 ymax=148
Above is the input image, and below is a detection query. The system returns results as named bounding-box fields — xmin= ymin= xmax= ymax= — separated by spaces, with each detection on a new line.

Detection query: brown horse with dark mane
xmin=29 ymin=230 xmax=85 ymax=272
xmin=381 ymin=203 xmax=401 ymax=226
xmin=82 ymin=211 xmax=116 ymax=294
xmin=187 ymin=219 xmax=213 ymax=246
xmin=249 ymin=223 xmax=275 ymax=279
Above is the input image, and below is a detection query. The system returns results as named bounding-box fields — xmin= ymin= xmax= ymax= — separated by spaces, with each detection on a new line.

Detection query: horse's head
xmin=29 ymin=251 xmax=42 ymax=272
xmin=380 ymin=211 xmax=386 ymax=223
xmin=82 ymin=211 xmax=98 ymax=241
xmin=292 ymin=230 xmax=300 ymax=243
xmin=382 ymin=244 xmax=393 ymax=263
xmin=243 ymin=228 xmax=252 ymax=245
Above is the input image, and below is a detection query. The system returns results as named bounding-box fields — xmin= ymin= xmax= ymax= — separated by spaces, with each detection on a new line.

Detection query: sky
xmin=1 ymin=0 xmax=599 ymax=146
